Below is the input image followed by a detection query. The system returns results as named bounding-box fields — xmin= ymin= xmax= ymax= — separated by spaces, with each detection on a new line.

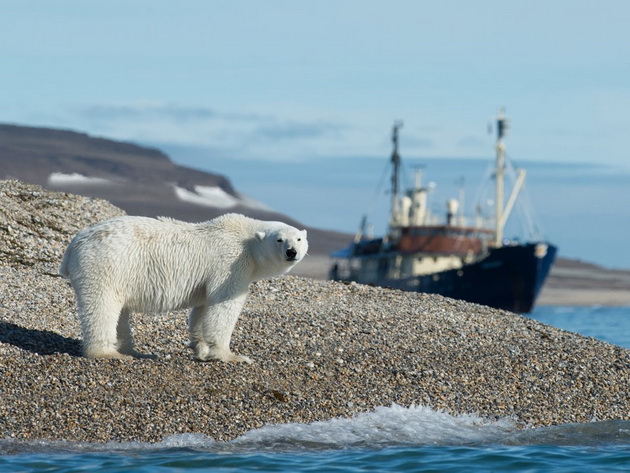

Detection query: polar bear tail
xmin=58 ymin=244 xmax=72 ymax=279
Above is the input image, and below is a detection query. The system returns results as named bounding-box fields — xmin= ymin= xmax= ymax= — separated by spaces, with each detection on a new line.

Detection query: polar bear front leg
xmin=188 ymin=294 xmax=252 ymax=363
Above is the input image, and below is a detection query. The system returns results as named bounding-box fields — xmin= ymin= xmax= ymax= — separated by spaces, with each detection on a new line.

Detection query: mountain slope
xmin=0 ymin=124 xmax=231 ymax=188
xmin=0 ymin=123 xmax=350 ymax=259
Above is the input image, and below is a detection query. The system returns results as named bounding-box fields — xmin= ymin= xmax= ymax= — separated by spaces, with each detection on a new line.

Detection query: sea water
xmin=2 ymin=306 xmax=630 ymax=472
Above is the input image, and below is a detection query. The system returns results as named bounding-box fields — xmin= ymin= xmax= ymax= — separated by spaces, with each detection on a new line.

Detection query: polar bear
xmin=59 ymin=213 xmax=308 ymax=362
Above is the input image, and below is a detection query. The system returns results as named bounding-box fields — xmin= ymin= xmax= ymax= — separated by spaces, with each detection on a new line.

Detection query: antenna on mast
xmin=495 ymin=108 xmax=509 ymax=246
xmin=389 ymin=120 xmax=404 ymax=230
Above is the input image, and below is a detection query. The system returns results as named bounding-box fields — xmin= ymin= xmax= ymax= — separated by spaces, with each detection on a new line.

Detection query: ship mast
xmin=389 ymin=120 xmax=404 ymax=230
xmin=494 ymin=108 xmax=508 ymax=246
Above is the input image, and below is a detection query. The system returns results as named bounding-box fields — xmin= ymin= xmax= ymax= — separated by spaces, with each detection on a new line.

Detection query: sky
xmin=2 ymin=0 xmax=630 ymax=167
xmin=1 ymin=1 xmax=630 ymax=268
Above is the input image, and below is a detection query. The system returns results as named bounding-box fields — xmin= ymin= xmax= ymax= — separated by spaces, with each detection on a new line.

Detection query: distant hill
xmin=0 ymin=123 xmax=351 ymax=257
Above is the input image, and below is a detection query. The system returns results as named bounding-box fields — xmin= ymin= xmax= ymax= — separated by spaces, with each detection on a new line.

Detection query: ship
xmin=330 ymin=110 xmax=557 ymax=313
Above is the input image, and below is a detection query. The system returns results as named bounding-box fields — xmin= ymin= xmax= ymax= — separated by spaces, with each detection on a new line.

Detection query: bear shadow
xmin=0 ymin=321 xmax=81 ymax=356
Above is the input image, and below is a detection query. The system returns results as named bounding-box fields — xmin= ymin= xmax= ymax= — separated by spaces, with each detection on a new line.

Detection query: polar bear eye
xmin=277 ymin=238 xmax=283 ymax=243
xmin=297 ymin=238 xmax=301 ymax=241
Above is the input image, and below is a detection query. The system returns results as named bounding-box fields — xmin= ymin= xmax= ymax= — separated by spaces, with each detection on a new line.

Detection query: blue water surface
xmin=530 ymin=305 xmax=630 ymax=349
xmin=2 ymin=306 xmax=629 ymax=472
xmin=4 ymin=444 xmax=630 ymax=473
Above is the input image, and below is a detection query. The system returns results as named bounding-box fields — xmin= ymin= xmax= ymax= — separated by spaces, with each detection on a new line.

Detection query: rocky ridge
xmin=0 ymin=180 xmax=629 ymax=444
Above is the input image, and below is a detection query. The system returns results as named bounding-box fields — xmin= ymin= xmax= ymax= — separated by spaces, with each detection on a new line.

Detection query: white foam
xmin=155 ymin=433 xmax=215 ymax=450
xmin=230 ymin=404 xmax=518 ymax=450
xmin=0 ymin=433 xmax=215 ymax=455
xmin=48 ymin=172 xmax=111 ymax=186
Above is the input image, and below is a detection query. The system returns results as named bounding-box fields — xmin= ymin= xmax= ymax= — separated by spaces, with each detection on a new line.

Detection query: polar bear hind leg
xmin=115 ymin=308 xmax=157 ymax=359
xmin=77 ymin=295 xmax=135 ymax=359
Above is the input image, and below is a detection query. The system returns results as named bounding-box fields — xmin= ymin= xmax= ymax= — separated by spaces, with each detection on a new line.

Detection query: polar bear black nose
xmin=286 ymin=248 xmax=297 ymax=259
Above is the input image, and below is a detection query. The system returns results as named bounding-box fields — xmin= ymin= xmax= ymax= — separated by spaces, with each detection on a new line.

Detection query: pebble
xmin=0 ymin=179 xmax=629 ymax=444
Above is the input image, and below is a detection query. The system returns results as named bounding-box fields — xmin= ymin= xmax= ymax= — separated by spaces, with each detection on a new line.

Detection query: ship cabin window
xmin=411 ymin=228 xmax=433 ymax=237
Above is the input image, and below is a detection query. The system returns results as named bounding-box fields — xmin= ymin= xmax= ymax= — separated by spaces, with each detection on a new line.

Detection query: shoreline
xmin=536 ymin=287 xmax=630 ymax=307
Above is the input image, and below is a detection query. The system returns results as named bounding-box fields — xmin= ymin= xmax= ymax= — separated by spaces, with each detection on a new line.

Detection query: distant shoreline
xmin=537 ymin=288 xmax=630 ymax=307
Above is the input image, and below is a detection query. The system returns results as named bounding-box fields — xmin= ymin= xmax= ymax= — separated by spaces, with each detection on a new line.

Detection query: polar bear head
xmin=254 ymin=223 xmax=308 ymax=275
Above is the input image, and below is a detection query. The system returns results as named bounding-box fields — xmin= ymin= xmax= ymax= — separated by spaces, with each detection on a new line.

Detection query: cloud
xmin=80 ymin=103 xmax=266 ymax=123
xmin=75 ymin=102 xmax=352 ymax=160
xmin=80 ymin=103 xmax=344 ymax=143
xmin=252 ymin=121 xmax=343 ymax=142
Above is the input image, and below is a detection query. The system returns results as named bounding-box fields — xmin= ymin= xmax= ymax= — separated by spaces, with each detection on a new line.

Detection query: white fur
xmin=59 ymin=213 xmax=308 ymax=362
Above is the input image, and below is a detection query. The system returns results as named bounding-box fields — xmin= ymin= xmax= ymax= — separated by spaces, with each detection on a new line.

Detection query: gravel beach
xmin=1 ymin=180 xmax=629 ymax=444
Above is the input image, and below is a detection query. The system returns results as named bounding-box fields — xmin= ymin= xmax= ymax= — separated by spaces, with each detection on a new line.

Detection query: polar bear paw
xmin=84 ymin=347 xmax=135 ymax=360
xmin=84 ymin=346 xmax=157 ymax=360
xmin=191 ymin=342 xmax=253 ymax=364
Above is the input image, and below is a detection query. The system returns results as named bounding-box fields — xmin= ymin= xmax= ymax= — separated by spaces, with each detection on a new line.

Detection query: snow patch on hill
xmin=46 ymin=173 xmax=272 ymax=212
xmin=48 ymin=172 xmax=112 ymax=186
xmin=173 ymin=185 xmax=272 ymax=211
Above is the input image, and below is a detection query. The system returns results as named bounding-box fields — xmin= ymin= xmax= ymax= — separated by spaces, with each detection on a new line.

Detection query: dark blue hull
xmin=336 ymin=242 xmax=557 ymax=313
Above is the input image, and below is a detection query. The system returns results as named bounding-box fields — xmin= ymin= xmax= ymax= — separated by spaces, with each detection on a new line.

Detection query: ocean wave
xmin=226 ymin=404 xmax=517 ymax=451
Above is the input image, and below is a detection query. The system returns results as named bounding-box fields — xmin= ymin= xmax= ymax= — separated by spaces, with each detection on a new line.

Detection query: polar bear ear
xmin=255 ymin=231 xmax=266 ymax=241
xmin=301 ymin=229 xmax=307 ymax=237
